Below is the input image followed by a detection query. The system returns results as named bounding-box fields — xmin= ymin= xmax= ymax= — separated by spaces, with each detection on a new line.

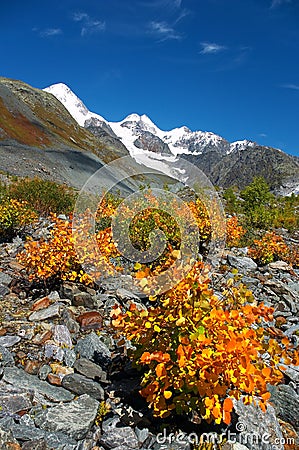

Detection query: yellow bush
xmin=0 ymin=199 xmax=37 ymax=239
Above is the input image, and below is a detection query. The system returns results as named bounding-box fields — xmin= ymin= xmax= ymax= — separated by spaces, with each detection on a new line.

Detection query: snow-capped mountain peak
xmin=44 ymin=83 xmax=106 ymax=127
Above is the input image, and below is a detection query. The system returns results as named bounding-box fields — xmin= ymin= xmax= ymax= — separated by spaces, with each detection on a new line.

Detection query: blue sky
xmin=1 ymin=0 xmax=299 ymax=156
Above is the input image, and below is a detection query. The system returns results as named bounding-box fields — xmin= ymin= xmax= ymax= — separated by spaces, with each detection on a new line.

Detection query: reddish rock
xmin=77 ymin=311 xmax=103 ymax=330
xmin=0 ymin=328 xmax=7 ymax=336
xmin=47 ymin=373 xmax=62 ymax=386
xmin=31 ymin=296 xmax=51 ymax=311
xmin=24 ymin=360 xmax=41 ymax=375
xmin=32 ymin=330 xmax=52 ymax=345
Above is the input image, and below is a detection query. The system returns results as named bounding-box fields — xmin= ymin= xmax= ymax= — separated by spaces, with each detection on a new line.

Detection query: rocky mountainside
xmin=0 ymin=78 xmax=177 ymax=192
xmin=45 ymin=83 xmax=299 ymax=194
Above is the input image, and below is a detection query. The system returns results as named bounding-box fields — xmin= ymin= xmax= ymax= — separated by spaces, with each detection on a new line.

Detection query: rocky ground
xmin=0 ymin=222 xmax=299 ymax=450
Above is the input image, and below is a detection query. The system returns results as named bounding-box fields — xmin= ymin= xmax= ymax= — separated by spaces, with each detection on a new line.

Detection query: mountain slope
xmin=0 ymin=78 xmax=180 ymax=192
xmin=44 ymin=82 xmax=299 ymax=193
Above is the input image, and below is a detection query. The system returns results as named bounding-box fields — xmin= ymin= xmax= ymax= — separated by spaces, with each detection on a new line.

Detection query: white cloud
xmin=149 ymin=21 xmax=181 ymax=41
xmin=200 ymin=42 xmax=226 ymax=54
xmin=39 ymin=28 xmax=62 ymax=37
xmin=72 ymin=11 xmax=106 ymax=36
xmin=282 ymin=83 xmax=299 ymax=90
xmin=72 ymin=12 xmax=89 ymax=22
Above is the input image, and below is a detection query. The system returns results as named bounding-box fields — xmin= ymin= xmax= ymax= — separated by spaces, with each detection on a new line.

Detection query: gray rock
xmin=74 ymin=358 xmax=107 ymax=382
xmin=0 ymin=389 xmax=33 ymax=413
xmin=34 ymin=394 xmax=99 ymax=440
xmin=62 ymin=373 xmax=104 ymax=400
xmin=22 ymin=439 xmax=50 ymax=450
xmin=267 ymin=383 xmax=299 ymax=430
xmin=38 ymin=364 xmax=52 ymax=381
xmin=227 ymin=255 xmax=257 ymax=272
xmin=0 ymin=272 xmax=12 ymax=286
xmin=29 ymin=303 xmax=62 ymax=321
xmin=61 ymin=308 xmax=80 ymax=334
xmin=135 ymin=427 xmax=151 ymax=444
xmin=0 ymin=426 xmax=19 ymax=447
xmin=268 ymin=261 xmax=291 ymax=271
xmin=116 ymin=288 xmax=141 ymax=302
xmin=0 ymin=345 xmax=14 ymax=366
xmin=0 ymin=335 xmax=21 ymax=347
xmin=75 ymin=332 xmax=111 ymax=361
xmin=64 ymin=348 xmax=77 ymax=367
xmin=3 ymin=367 xmax=74 ymax=402
xmin=280 ymin=364 xmax=299 ymax=383
xmin=0 ymin=284 xmax=10 ymax=297
xmin=44 ymin=343 xmax=64 ymax=361
xmin=100 ymin=427 xmax=139 ymax=449
xmin=233 ymin=397 xmax=284 ymax=450
xmin=73 ymin=292 xmax=95 ymax=309
xmin=53 ymin=325 xmax=73 ymax=348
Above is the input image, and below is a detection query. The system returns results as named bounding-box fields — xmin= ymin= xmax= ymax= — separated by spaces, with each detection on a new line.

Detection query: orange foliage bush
xmin=111 ymin=263 xmax=299 ymax=424
xmin=226 ymin=216 xmax=246 ymax=248
xmin=17 ymin=213 xmax=119 ymax=285
xmin=248 ymin=231 xmax=298 ymax=266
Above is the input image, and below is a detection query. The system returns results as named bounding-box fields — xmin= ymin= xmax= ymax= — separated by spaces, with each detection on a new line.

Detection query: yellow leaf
xmin=145 ymin=322 xmax=151 ymax=329
xmin=154 ymin=325 xmax=161 ymax=332
xmin=134 ymin=262 xmax=142 ymax=270
xmin=164 ymin=390 xmax=172 ymax=399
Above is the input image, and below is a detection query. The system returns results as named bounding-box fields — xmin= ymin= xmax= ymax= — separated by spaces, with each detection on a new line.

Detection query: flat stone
xmin=75 ymin=332 xmax=111 ymax=361
xmin=0 ymin=335 xmax=21 ymax=348
xmin=34 ymin=394 xmax=99 ymax=440
xmin=52 ymin=325 xmax=72 ymax=348
xmin=267 ymin=383 xmax=299 ymax=430
xmin=100 ymin=427 xmax=139 ymax=449
xmin=77 ymin=311 xmax=103 ymax=330
xmin=268 ymin=261 xmax=291 ymax=271
xmin=74 ymin=358 xmax=107 ymax=382
xmin=29 ymin=303 xmax=62 ymax=321
xmin=31 ymin=297 xmax=51 ymax=311
xmin=3 ymin=367 xmax=74 ymax=402
xmin=227 ymin=255 xmax=257 ymax=272
xmin=0 ymin=389 xmax=33 ymax=414
xmin=0 ymin=272 xmax=12 ymax=286
xmin=62 ymin=373 xmax=104 ymax=400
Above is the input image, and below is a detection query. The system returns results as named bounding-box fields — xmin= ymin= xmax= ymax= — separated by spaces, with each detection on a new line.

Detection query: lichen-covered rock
xmin=34 ymin=394 xmax=99 ymax=440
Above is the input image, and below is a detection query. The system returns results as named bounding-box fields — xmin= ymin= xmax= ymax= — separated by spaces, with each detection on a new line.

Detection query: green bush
xmin=7 ymin=177 xmax=76 ymax=215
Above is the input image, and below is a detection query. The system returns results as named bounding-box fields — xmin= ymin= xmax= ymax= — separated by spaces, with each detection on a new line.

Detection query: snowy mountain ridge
xmin=43 ymin=83 xmax=255 ymax=160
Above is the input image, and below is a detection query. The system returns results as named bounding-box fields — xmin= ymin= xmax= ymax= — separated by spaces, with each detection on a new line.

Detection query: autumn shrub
xmin=111 ymin=263 xmax=298 ymax=425
xmin=17 ymin=213 xmax=121 ymax=286
xmin=226 ymin=216 xmax=246 ymax=248
xmin=0 ymin=199 xmax=37 ymax=240
xmin=248 ymin=232 xmax=292 ymax=265
xmin=7 ymin=177 xmax=76 ymax=215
